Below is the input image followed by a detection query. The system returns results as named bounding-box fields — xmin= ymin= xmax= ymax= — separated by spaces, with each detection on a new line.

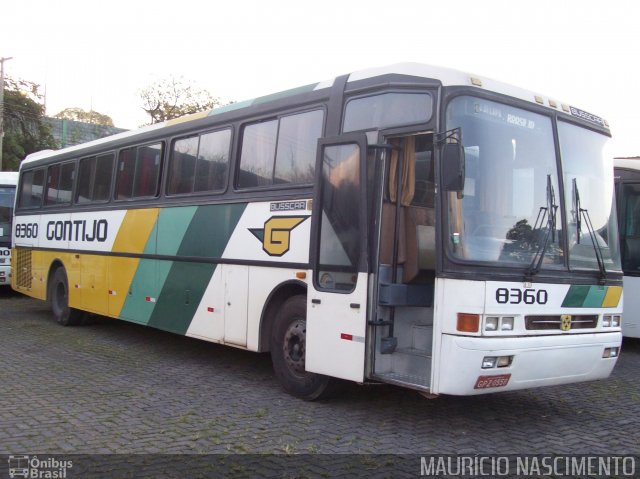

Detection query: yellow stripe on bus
xmin=108 ymin=209 xmax=159 ymax=317
xmin=602 ymin=286 xmax=623 ymax=308
xmin=112 ymin=208 xmax=159 ymax=253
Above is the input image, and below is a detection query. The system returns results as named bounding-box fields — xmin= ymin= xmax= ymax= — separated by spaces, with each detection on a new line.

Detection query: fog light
xmin=485 ymin=317 xmax=499 ymax=331
xmin=501 ymin=317 xmax=514 ymax=331
xmin=602 ymin=315 xmax=612 ymax=327
xmin=497 ymin=355 xmax=513 ymax=368
xmin=612 ymin=315 xmax=621 ymax=327
xmin=482 ymin=356 xmax=497 ymax=369
xmin=603 ymin=347 xmax=620 ymax=358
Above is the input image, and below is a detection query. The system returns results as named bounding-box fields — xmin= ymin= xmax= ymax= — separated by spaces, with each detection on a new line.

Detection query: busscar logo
xmin=249 ymin=216 xmax=308 ymax=257
xmin=560 ymin=314 xmax=572 ymax=331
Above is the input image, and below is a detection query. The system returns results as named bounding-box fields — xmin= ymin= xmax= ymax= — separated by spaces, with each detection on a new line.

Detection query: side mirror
xmin=442 ymin=142 xmax=465 ymax=192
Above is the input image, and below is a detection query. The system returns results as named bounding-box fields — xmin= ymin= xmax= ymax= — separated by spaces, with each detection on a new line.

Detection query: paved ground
xmin=1 ymin=287 xmax=639 ymax=476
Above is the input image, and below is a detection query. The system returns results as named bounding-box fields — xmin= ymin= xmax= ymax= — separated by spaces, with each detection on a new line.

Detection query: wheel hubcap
xmin=283 ymin=319 xmax=306 ymax=375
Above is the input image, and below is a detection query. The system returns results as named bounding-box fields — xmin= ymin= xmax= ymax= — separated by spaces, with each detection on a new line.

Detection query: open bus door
xmin=306 ymin=135 xmax=370 ymax=382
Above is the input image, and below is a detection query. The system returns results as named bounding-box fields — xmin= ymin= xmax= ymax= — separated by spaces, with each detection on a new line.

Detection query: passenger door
xmin=306 ymin=135 xmax=369 ymax=382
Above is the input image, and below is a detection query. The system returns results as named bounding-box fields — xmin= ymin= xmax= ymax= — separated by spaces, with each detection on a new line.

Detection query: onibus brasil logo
xmin=7 ymin=455 xmax=73 ymax=478
xmin=249 ymin=216 xmax=308 ymax=257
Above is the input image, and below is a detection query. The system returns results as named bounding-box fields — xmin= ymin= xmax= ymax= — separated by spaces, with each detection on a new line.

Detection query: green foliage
xmin=2 ymin=77 xmax=57 ymax=170
xmin=53 ymin=107 xmax=114 ymax=126
xmin=139 ymin=77 xmax=220 ymax=125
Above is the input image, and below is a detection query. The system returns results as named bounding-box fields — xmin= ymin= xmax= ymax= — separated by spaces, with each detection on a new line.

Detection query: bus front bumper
xmin=436 ymin=332 xmax=622 ymax=395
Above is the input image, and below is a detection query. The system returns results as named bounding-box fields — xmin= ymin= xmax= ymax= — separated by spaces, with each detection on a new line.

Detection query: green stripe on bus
xmin=146 ymin=262 xmax=216 ymax=334
xmin=561 ymin=285 xmax=591 ymax=307
xmin=582 ymin=285 xmax=607 ymax=308
xmin=561 ymin=285 xmax=611 ymax=308
xmin=251 ymin=83 xmax=319 ymax=106
xmin=119 ymin=258 xmax=159 ymax=324
xmin=146 ymin=203 xmax=247 ymax=334
xmin=176 ymin=203 xmax=247 ymax=258
xmin=156 ymin=206 xmax=198 ymax=255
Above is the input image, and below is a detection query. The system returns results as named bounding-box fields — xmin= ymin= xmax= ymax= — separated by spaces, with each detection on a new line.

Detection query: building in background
xmin=46 ymin=118 xmax=127 ymax=148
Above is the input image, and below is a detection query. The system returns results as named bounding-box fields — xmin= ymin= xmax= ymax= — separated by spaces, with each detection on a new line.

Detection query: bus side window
xmin=195 ymin=129 xmax=230 ymax=192
xmin=93 ymin=154 xmax=114 ymax=201
xmin=45 ymin=164 xmax=61 ymax=206
xmin=133 ymin=143 xmax=162 ymax=198
xmin=238 ymin=120 xmax=278 ymax=188
xmin=117 ymin=148 xmax=136 ymax=200
xmin=76 ymin=157 xmax=95 ymax=204
xmin=168 ymin=129 xmax=230 ymax=196
xmin=18 ymin=168 xmax=45 ymax=209
xmin=237 ymin=110 xmax=324 ymax=189
xmin=169 ymin=136 xmax=198 ymax=195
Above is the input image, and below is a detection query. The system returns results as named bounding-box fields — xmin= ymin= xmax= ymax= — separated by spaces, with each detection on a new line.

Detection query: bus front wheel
xmin=49 ymin=267 xmax=84 ymax=326
xmin=270 ymin=295 xmax=331 ymax=400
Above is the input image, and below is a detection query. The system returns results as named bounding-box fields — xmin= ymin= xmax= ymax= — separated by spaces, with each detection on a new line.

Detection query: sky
xmin=2 ymin=0 xmax=639 ymax=157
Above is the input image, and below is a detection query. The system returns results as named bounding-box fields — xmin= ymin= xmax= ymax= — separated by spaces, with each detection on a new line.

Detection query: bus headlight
xmin=485 ymin=317 xmax=499 ymax=331
xmin=603 ymin=347 xmax=619 ymax=358
xmin=602 ymin=315 xmax=621 ymax=328
xmin=482 ymin=355 xmax=513 ymax=369
xmin=482 ymin=356 xmax=497 ymax=369
xmin=484 ymin=316 xmax=515 ymax=332
xmin=501 ymin=317 xmax=514 ymax=331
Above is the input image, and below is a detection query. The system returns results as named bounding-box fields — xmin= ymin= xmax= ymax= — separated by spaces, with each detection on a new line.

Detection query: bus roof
xmin=0 ymin=171 xmax=18 ymax=186
xmin=614 ymin=157 xmax=640 ymax=170
xmin=21 ymin=62 xmax=606 ymax=167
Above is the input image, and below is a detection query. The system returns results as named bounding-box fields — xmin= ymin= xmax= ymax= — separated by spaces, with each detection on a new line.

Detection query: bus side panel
xmin=623 ymin=275 xmax=640 ymax=338
xmin=79 ymin=254 xmax=109 ymax=315
xmin=108 ymin=208 xmax=159 ymax=319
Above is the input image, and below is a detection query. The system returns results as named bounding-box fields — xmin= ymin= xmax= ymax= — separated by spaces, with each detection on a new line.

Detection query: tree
xmin=53 ymin=107 xmax=114 ymax=126
xmin=2 ymin=77 xmax=57 ymax=171
xmin=139 ymin=77 xmax=220 ymax=124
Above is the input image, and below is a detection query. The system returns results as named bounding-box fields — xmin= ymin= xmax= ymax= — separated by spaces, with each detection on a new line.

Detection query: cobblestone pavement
xmin=1 ymin=288 xmax=639 ymax=475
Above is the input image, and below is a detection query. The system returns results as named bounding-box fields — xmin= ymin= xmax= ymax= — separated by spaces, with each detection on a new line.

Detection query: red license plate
xmin=474 ymin=374 xmax=511 ymax=389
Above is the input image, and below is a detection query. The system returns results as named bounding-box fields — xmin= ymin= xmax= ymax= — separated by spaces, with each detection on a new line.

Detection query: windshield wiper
xmin=525 ymin=175 xmax=558 ymax=281
xmin=572 ymin=178 xmax=607 ymax=283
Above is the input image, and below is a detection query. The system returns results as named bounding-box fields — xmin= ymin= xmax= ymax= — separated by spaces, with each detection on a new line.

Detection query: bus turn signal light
xmin=457 ymin=313 xmax=480 ymax=332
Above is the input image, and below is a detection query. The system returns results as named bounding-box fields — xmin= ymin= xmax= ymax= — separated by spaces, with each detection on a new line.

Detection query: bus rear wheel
xmin=270 ymin=295 xmax=331 ymax=400
xmin=50 ymin=267 xmax=84 ymax=326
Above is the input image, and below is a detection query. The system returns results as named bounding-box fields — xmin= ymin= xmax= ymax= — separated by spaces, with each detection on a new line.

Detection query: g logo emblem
xmin=250 ymin=216 xmax=308 ymax=257
xmin=560 ymin=314 xmax=572 ymax=331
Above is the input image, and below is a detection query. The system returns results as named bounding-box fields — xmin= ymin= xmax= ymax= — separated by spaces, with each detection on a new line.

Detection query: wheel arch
xmin=258 ymin=279 xmax=307 ymax=353
xmin=46 ymin=258 xmax=66 ymax=302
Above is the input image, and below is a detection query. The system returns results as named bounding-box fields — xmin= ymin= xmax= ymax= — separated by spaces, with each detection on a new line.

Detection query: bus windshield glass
xmin=0 ymin=186 xmax=16 ymax=245
xmin=445 ymin=96 xmax=563 ymax=267
xmin=558 ymin=121 xmax=621 ymax=272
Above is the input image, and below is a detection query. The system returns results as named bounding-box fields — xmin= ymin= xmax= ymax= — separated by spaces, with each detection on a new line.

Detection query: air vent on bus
xmin=525 ymin=315 xmax=598 ymax=330
xmin=15 ymin=248 xmax=32 ymax=289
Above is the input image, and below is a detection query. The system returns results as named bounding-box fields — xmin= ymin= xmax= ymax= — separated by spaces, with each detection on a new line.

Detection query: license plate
xmin=474 ymin=374 xmax=511 ymax=389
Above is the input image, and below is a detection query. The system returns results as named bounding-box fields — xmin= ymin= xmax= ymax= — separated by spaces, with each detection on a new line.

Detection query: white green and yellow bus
xmin=0 ymin=171 xmax=19 ymax=286
xmin=12 ymin=64 xmax=623 ymax=399
xmin=615 ymin=157 xmax=640 ymax=338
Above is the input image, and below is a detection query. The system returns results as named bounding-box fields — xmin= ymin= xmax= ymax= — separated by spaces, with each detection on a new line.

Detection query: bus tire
xmin=50 ymin=267 xmax=84 ymax=326
xmin=270 ymin=295 xmax=331 ymax=400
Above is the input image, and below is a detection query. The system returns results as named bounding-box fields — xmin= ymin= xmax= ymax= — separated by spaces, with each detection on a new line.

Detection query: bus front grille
xmin=15 ymin=248 xmax=32 ymax=289
xmin=525 ymin=315 xmax=598 ymax=330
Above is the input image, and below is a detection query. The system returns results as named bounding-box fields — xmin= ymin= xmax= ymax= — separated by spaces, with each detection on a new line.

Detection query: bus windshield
xmin=445 ymin=96 xmax=563 ymax=267
xmin=558 ymin=121 xmax=621 ymax=272
xmin=0 ymin=186 xmax=16 ymax=246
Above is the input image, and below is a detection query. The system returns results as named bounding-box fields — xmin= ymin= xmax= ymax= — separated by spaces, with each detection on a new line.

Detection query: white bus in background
xmin=615 ymin=157 xmax=640 ymax=338
xmin=0 ymin=172 xmax=18 ymax=286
